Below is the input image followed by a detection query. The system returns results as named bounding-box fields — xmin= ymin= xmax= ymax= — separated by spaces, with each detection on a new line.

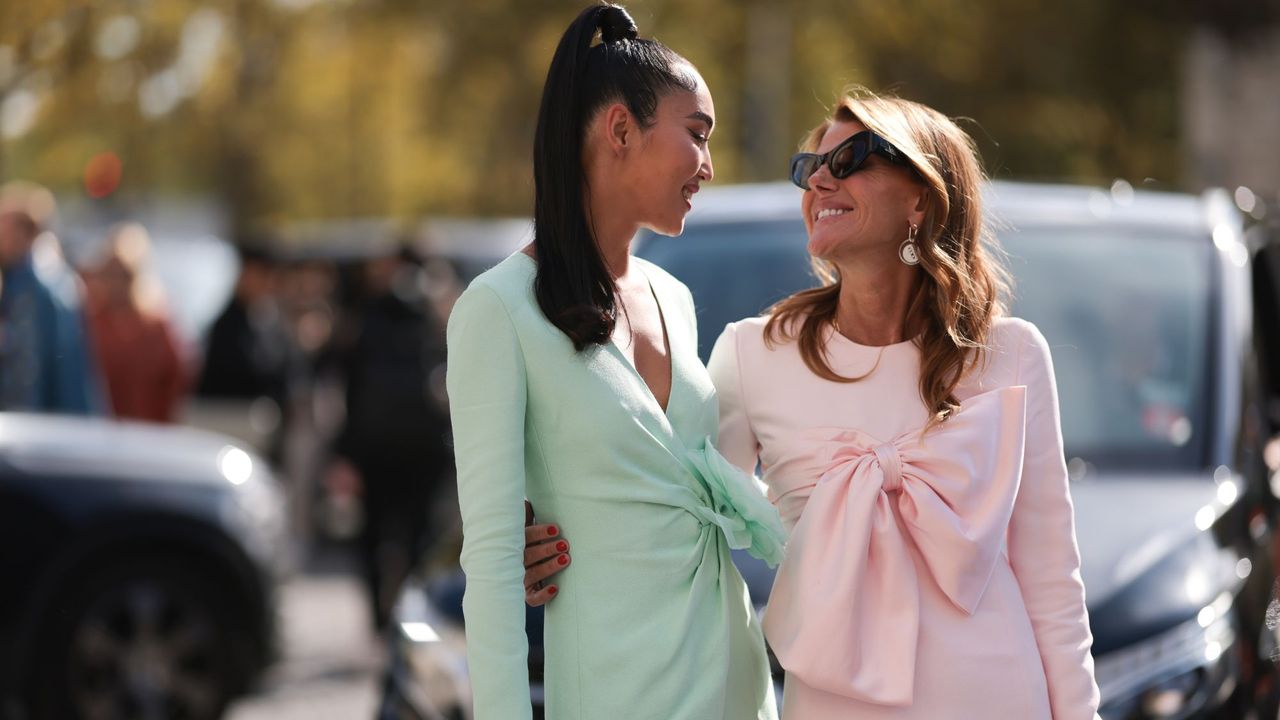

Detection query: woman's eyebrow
xmin=686 ymin=111 xmax=714 ymax=131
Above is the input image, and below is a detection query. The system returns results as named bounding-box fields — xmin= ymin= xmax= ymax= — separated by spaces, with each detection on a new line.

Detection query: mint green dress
xmin=445 ymin=252 xmax=783 ymax=720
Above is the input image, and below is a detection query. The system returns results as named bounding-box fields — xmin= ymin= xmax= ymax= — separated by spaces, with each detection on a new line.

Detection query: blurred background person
xmin=327 ymin=244 xmax=453 ymax=630
xmin=197 ymin=241 xmax=299 ymax=462
xmin=0 ymin=181 xmax=103 ymax=415
xmin=82 ymin=221 xmax=189 ymax=423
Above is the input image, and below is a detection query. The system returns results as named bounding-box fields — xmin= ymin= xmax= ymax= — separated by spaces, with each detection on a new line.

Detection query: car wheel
xmin=30 ymin=553 xmax=242 ymax=720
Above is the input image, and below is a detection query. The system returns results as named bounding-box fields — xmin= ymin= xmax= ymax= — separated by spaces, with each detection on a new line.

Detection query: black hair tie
xmin=599 ymin=5 xmax=638 ymax=43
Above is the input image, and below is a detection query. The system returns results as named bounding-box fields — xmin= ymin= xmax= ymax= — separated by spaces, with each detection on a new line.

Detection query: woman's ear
xmin=908 ymin=186 xmax=929 ymax=227
xmin=600 ymin=102 xmax=633 ymax=155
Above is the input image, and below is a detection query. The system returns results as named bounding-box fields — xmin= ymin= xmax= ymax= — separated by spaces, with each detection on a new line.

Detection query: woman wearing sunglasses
xmin=707 ymin=92 xmax=1102 ymax=718
xmin=446 ymin=4 xmax=783 ymax=719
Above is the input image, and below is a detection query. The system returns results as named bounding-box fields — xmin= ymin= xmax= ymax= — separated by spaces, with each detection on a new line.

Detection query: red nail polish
xmin=555 ymin=541 xmax=568 ymax=553
xmin=546 ymin=525 xmax=559 ymax=536
xmin=548 ymin=585 xmax=558 ymax=595
xmin=557 ymin=554 xmax=569 ymax=566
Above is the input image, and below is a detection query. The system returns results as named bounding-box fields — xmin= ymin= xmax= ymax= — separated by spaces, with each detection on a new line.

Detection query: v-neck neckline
xmin=513 ymin=251 xmax=679 ymax=422
xmin=608 ymin=261 xmax=676 ymax=418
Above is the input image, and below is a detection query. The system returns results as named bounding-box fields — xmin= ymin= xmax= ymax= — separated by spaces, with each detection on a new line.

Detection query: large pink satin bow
xmin=763 ymin=386 xmax=1028 ymax=706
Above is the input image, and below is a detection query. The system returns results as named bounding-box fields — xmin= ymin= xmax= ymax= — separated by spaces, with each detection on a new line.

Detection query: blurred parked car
xmin=0 ymin=413 xmax=288 ymax=720
xmin=379 ymin=181 xmax=1280 ymax=720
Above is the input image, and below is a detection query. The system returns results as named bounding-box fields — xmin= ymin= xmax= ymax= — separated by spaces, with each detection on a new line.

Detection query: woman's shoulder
xmin=451 ymin=253 xmax=537 ymax=324
xmin=712 ymin=315 xmax=780 ymax=365
xmin=988 ymin=316 xmax=1050 ymax=357
xmin=468 ymin=251 xmax=535 ymax=291
xmin=723 ymin=314 xmax=772 ymax=344
xmin=471 ymin=250 xmax=538 ymax=293
xmin=965 ymin=316 xmax=1054 ymax=392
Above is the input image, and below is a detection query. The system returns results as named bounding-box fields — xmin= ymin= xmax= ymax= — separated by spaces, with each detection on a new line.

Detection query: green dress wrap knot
xmin=685 ymin=437 xmax=786 ymax=567
xmin=445 ymin=253 xmax=782 ymax=720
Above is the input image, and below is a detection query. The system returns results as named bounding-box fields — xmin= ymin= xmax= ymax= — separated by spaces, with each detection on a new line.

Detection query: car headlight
xmin=217 ymin=445 xmax=255 ymax=486
xmin=1096 ymin=591 xmax=1235 ymax=718
xmin=218 ymin=447 xmax=290 ymax=575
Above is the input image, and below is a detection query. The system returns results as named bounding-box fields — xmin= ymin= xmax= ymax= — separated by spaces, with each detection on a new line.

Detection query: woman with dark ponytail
xmin=445 ymin=4 xmax=783 ymax=719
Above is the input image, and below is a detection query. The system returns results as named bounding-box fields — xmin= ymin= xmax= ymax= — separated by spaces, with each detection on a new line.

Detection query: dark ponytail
xmin=532 ymin=3 xmax=697 ymax=351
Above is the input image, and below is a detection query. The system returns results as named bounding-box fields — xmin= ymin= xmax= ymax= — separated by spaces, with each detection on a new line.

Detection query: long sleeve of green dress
xmin=446 ymin=279 xmax=532 ymax=719
xmin=445 ymin=253 xmax=783 ymax=720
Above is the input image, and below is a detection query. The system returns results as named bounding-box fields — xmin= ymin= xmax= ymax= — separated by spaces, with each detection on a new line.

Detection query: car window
xmin=639 ymin=217 xmax=1213 ymax=473
xmin=636 ymin=221 xmax=818 ymax=360
xmin=1251 ymin=239 xmax=1280 ymax=428
xmin=1002 ymin=226 xmax=1212 ymax=471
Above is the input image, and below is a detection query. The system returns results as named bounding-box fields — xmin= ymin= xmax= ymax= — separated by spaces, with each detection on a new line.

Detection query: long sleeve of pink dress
xmin=1005 ymin=321 xmax=1102 ymax=718
xmin=707 ymin=315 xmax=1101 ymax=719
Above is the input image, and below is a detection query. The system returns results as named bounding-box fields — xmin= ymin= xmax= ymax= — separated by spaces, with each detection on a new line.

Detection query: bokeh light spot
xmin=84 ymin=151 xmax=123 ymax=198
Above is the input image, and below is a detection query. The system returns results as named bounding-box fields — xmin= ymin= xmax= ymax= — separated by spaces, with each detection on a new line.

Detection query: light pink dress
xmin=708 ymin=316 xmax=1101 ymax=720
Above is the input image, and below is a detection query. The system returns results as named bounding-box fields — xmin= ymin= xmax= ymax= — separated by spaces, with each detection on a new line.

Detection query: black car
xmin=0 ymin=413 xmax=289 ymax=720
xmin=381 ymin=180 xmax=1280 ymax=720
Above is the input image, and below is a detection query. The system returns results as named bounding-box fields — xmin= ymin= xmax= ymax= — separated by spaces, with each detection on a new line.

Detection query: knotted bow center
xmin=873 ymin=442 xmax=904 ymax=493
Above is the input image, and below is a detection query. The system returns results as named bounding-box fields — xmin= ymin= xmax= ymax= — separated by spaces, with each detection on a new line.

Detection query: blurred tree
xmin=0 ymin=0 xmax=1259 ymax=227
xmin=0 ymin=2 xmax=92 ymax=182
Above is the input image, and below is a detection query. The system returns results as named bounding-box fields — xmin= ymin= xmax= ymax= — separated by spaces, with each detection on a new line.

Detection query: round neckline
xmin=824 ymin=325 xmax=919 ymax=352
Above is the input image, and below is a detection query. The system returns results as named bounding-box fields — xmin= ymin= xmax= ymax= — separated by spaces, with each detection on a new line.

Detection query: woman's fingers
xmin=525 ymin=522 xmax=560 ymax=545
xmin=524 ymin=532 xmax=568 ymax=568
xmin=525 ymin=553 xmax=571 ymax=607
xmin=523 ymin=521 xmax=569 ymax=606
xmin=525 ymin=582 xmax=560 ymax=607
xmin=525 ymin=548 xmax=571 ymax=585
xmin=524 ymin=522 xmax=561 ymax=564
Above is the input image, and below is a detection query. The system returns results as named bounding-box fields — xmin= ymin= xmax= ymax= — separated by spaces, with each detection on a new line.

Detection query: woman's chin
xmin=807 ymin=232 xmax=841 ymax=261
xmin=647 ymin=216 xmax=687 ymax=238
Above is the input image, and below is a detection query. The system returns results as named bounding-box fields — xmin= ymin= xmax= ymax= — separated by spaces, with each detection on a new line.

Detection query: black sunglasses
xmin=789 ymin=130 xmax=914 ymax=190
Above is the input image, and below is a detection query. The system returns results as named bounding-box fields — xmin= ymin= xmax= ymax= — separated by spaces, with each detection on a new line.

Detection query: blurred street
xmin=4 ymin=1 xmax=1280 ymax=719
xmin=225 ymin=549 xmax=382 ymax=720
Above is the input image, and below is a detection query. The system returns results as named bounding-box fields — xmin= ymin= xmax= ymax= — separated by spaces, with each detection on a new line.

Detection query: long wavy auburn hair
xmin=764 ymin=91 xmax=1011 ymax=429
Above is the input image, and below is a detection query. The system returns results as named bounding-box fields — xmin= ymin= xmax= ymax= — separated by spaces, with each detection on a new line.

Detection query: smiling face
xmin=801 ymin=119 xmax=927 ymax=264
xmin=622 ymin=68 xmax=715 ymax=236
